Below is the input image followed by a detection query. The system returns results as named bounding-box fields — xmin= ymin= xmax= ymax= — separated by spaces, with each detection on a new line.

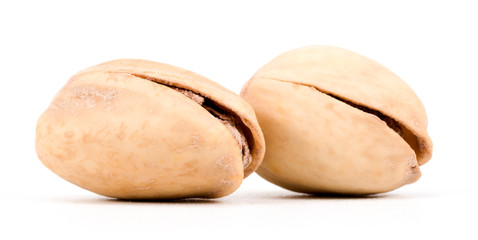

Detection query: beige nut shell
xmin=241 ymin=46 xmax=433 ymax=194
xmin=36 ymin=59 xmax=265 ymax=199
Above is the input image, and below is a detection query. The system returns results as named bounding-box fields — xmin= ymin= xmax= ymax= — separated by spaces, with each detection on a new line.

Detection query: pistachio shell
xmin=241 ymin=46 xmax=432 ymax=194
xmin=36 ymin=60 xmax=265 ymax=199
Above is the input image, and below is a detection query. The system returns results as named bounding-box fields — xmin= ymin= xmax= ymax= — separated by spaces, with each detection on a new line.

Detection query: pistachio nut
xmin=241 ymin=46 xmax=432 ymax=194
xmin=36 ymin=59 xmax=265 ymax=199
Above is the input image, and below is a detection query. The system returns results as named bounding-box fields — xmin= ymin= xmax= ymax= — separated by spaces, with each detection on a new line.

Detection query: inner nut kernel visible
xmin=35 ymin=59 xmax=265 ymax=199
xmin=241 ymin=46 xmax=433 ymax=195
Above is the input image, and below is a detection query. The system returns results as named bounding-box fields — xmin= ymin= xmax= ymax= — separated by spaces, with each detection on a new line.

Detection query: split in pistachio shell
xmin=36 ymin=59 xmax=265 ymax=199
xmin=241 ymin=46 xmax=432 ymax=195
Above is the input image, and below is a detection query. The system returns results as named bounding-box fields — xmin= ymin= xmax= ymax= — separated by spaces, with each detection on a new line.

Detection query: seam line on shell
xmin=266 ymin=77 xmax=422 ymax=164
xmin=109 ymin=71 xmax=253 ymax=172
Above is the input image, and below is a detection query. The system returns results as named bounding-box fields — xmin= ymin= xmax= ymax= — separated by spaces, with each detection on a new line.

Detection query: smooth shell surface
xmin=241 ymin=46 xmax=432 ymax=194
xmin=36 ymin=60 xmax=265 ymax=199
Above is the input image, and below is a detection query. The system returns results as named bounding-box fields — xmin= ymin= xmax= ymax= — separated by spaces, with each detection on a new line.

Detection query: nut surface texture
xmin=241 ymin=46 xmax=433 ymax=194
xmin=36 ymin=59 xmax=265 ymax=199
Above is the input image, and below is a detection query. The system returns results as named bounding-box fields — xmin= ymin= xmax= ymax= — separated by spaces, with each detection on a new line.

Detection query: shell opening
xmin=125 ymin=73 xmax=252 ymax=170
xmin=176 ymin=88 xmax=252 ymax=170
xmin=271 ymin=79 xmax=423 ymax=162
xmin=323 ymin=92 xmax=422 ymax=160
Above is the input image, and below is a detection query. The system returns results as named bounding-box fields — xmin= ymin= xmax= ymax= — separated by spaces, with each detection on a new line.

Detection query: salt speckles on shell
xmin=189 ymin=133 xmax=203 ymax=150
xmin=219 ymin=179 xmax=234 ymax=187
xmin=73 ymin=86 xmax=119 ymax=108
xmin=215 ymin=155 xmax=237 ymax=176
xmin=384 ymin=158 xmax=395 ymax=169
xmin=50 ymin=86 xmax=121 ymax=114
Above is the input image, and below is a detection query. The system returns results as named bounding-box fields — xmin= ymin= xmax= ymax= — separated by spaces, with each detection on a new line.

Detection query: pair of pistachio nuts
xmin=36 ymin=46 xmax=432 ymax=199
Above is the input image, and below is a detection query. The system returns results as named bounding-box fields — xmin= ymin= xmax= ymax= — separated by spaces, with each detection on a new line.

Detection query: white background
xmin=1 ymin=0 xmax=477 ymax=239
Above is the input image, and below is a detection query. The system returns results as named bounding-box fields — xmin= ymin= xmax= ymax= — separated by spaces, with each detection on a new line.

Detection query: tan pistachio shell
xmin=241 ymin=46 xmax=433 ymax=194
xmin=36 ymin=59 xmax=265 ymax=199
